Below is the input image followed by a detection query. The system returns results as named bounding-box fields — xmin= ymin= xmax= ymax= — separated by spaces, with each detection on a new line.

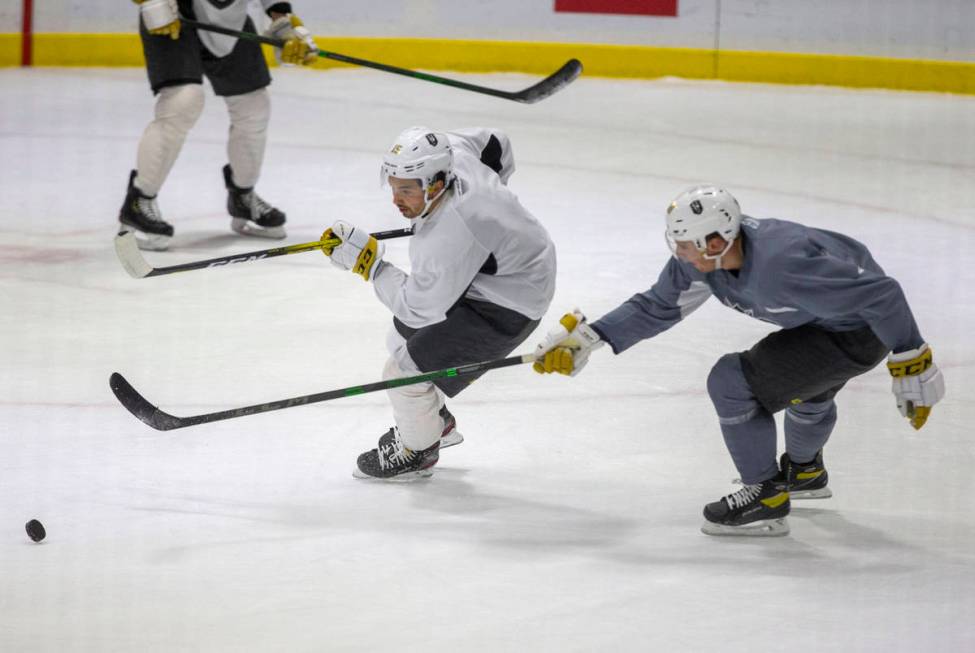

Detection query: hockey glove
xmin=264 ymin=14 xmax=319 ymax=65
xmin=322 ymin=221 xmax=385 ymax=282
xmin=135 ymin=0 xmax=180 ymax=40
xmin=533 ymin=310 xmax=604 ymax=376
xmin=887 ymin=343 xmax=945 ymax=430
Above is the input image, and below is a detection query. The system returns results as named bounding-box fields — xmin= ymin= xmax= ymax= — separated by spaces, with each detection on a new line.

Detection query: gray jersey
xmin=592 ymin=216 xmax=923 ymax=355
xmin=373 ymin=129 xmax=557 ymax=328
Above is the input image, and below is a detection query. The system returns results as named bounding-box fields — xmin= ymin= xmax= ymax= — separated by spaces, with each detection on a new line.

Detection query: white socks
xmin=135 ymin=83 xmax=205 ymax=196
xmin=134 ymin=85 xmax=271 ymax=195
xmin=224 ymin=88 xmax=270 ymax=188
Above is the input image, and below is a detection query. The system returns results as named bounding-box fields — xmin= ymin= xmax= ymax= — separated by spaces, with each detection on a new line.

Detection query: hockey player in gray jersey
xmin=119 ymin=0 xmax=318 ymax=250
xmin=534 ymin=185 xmax=944 ymax=536
xmin=322 ymin=126 xmax=557 ymax=480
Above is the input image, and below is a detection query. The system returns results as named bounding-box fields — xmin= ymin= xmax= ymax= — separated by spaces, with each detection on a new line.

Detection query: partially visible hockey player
xmin=321 ymin=126 xmax=557 ymax=480
xmin=119 ymin=0 xmax=319 ymax=250
xmin=534 ymin=185 xmax=945 ymax=536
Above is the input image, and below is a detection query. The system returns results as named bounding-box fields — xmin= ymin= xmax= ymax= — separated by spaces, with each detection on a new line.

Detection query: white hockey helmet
xmin=665 ymin=185 xmax=742 ymax=260
xmin=380 ymin=126 xmax=454 ymax=191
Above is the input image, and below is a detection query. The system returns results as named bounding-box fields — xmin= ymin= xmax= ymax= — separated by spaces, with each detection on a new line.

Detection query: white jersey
xmin=372 ymin=129 xmax=557 ymax=329
xmin=190 ymin=0 xmax=277 ymax=58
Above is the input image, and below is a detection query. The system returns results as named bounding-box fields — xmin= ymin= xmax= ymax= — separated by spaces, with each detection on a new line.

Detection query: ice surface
xmin=1 ymin=66 xmax=973 ymax=652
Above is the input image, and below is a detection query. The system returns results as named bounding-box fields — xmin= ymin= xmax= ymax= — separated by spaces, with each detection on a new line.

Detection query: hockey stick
xmin=180 ymin=18 xmax=583 ymax=104
xmin=110 ymin=353 xmax=534 ymax=431
xmin=114 ymin=227 xmax=413 ymax=279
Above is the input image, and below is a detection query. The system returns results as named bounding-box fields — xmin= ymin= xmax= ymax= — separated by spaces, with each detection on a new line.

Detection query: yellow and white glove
xmin=887 ymin=343 xmax=945 ymax=430
xmin=135 ymin=0 xmax=180 ymax=40
xmin=533 ymin=310 xmax=604 ymax=376
xmin=264 ymin=14 xmax=319 ymax=65
xmin=321 ymin=221 xmax=385 ymax=282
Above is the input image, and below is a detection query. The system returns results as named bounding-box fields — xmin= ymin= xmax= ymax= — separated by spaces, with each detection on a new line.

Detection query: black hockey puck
xmin=25 ymin=519 xmax=46 ymax=543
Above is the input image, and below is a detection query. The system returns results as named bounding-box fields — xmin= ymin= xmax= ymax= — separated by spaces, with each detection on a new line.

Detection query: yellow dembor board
xmin=2 ymin=33 xmax=973 ymax=96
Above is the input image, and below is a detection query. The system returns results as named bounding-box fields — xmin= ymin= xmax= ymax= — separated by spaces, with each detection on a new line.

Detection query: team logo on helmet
xmin=690 ymin=200 xmax=703 ymax=215
xmin=390 ymin=144 xmax=402 ymax=154
xmin=425 ymin=133 xmax=439 ymax=146
xmin=667 ymin=201 xmax=677 ymax=215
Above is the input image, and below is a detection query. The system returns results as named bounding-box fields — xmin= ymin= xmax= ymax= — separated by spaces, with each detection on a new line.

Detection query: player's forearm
xmin=592 ymin=291 xmax=685 ymax=354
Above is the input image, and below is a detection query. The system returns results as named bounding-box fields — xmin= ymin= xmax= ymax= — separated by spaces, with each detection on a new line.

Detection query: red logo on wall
xmin=554 ymin=0 xmax=678 ymax=16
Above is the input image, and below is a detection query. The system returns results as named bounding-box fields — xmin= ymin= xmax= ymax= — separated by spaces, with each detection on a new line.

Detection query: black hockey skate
xmin=780 ymin=450 xmax=832 ymax=499
xmin=375 ymin=405 xmax=463 ymax=451
xmin=118 ymin=170 xmax=174 ymax=251
xmin=702 ymin=476 xmax=790 ymax=537
xmin=354 ymin=427 xmax=440 ymax=481
xmin=439 ymin=405 xmax=463 ymax=448
xmin=223 ymin=164 xmax=286 ymax=239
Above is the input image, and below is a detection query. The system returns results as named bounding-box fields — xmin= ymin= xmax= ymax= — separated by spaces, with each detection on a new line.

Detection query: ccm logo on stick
xmin=208 ymin=254 xmax=268 ymax=267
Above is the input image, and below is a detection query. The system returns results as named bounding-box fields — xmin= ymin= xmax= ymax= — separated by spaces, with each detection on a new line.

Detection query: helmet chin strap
xmin=701 ymin=237 xmax=736 ymax=270
xmin=419 ymin=179 xmax=452 ymax=218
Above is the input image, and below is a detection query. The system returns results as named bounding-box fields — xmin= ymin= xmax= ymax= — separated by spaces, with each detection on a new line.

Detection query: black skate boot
xmin=118 ymin=170 xmax=174 ymax=251
xmin=702 ymin=476 xmax=790 ymax=537
xmin=223 ymin=164 xmax=286 ymax=239
xmin=354 ymin=427 xmax=440 ymax=481
xmin=375 ymin=405 xmax=463 ymax=451
xmin=439 ymin=405 xmax=464 ymax=449
xmin=780 ymin=450 xmax=832 ymax=499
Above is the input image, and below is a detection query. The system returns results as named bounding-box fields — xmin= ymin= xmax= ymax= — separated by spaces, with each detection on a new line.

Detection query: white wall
xmin=302 ymin=0 xmax=720 ymax=50
xmin=0 ymin=3 xmax=21 ymax=33
xmin=719 ymin=0 xmax=975 ymax=61
xmin=15 ymin=0 xmax=975 ymax=61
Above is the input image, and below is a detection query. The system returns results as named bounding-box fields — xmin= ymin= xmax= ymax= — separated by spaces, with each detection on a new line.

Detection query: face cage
xmin=664 ymin=229 xmax=736 ymax=268
xmin=382 ymin=164 xmax=452 ymax=219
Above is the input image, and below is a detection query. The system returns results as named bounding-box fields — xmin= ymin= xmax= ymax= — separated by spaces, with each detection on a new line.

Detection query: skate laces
xmin=244 ymin=191 xmax=273 ymax=220
xmin=135 ymin=196 xmax=166 ymax=225
xmin=725 ymin=483 xmax=762 ymax=509
xmin=377 ymin=429 xmax=415 ymax=471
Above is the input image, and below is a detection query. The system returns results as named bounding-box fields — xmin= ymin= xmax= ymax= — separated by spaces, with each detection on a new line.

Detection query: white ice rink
xmin=1 ymin=65 xmax=974 ymax=652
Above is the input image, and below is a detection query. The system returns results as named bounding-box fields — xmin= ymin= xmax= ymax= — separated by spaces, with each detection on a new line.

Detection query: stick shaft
xmin=111 ymin=354 xmax=534 ymax=431
xmin=179 ymin=18 xmax=581 ymax=104
xmin=116 ymin=228 xmax=413 ymax=278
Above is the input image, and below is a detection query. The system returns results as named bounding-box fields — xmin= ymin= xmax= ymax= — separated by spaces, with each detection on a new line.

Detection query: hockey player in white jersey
xmin=119 ymin=0 xmax=318 ymax=250
xmin=322 ymin=126 xmax=557 ymax=480
xmin=534 ymin=185 xmax=945 ymax=536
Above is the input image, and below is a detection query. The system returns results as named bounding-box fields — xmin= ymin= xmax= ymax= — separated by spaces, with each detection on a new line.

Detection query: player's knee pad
xmin=786 ymin=399 xmax=836 ymax=426
xmin=384 ymin=328 xmax=422 ymax=377
xmin=382 ymin=356 xmax=419 ymax=387
xmin=224 ymin=88 xmax=270 ymax=134
xmin=707 ymin=353 xmax=761 ymax=423
xmin=154 ymin=84 xmax=205 ymax=134
xmin=382 ymin=356 xmax=436 ymax=401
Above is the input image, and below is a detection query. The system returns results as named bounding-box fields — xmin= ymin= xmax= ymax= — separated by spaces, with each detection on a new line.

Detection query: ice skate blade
xmin=352 ymin=467 xmax=434 ymax=482
xmin=701 ymin=517 xmax=790 ymax=537
xmin=231 ymin=218 xmax=286 ymax=239
xmin=118 ymin=225 xmax=170 ymax=251
xmin=791 ymin=487 xmax=832 ymax=500
xmin=441 ymin=430 xmax=464 ymax=449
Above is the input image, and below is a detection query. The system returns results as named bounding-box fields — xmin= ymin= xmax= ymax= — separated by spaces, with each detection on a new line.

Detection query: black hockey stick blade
xmin=110 ymin=353 xmax=533 ymax=431
xmin=180 ymin=18 xmax=582 ymax=104
xmin=114 ymin=227 xmax=413 ymax=279
xmin=506 ymin=58 xmax=583 ymax=104
xmin=110 ymin=372 xmax=184 ymax=431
